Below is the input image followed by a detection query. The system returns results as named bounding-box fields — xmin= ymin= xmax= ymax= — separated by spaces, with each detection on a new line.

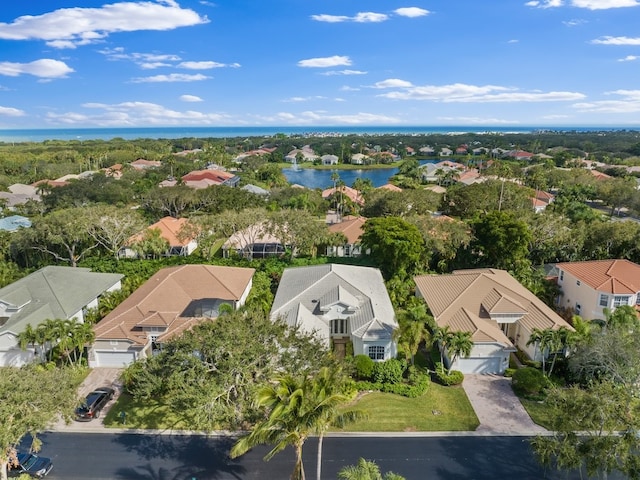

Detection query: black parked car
xmin=7 ymin=452 xmax=53 ymax=478
xmin=74 ymin=386 xmax=115 ymax=421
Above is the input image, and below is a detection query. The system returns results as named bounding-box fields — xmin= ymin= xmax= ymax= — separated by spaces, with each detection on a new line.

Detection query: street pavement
xmin=37 ymin=432 xmax=622 ymax=480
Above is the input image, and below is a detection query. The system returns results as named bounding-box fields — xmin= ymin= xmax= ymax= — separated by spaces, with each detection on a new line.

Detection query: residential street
xmin=35 ymin=432 xmax=624 ymax=480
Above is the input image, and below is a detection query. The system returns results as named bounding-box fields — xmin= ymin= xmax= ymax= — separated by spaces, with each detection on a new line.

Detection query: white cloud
xmin=340 ymin=85 xmax=360 ymax=91
xmin=507 ymin=39 xmax=519 ymax=43
xmin=48 ymin=100 xmax=229 ymax=126
xmin=310 ymin=14 xmax=350 ymax=23
xmin=0 ymin=105 xmax=26 ymax=117
xmin=525 ymin=0 xmax=563 ymax=8
xmin=573 ymin=90 xmax=640 ymax=113
xmin=374 ymin=80 xmax=585 ymax=103
xmin=592 ymin=36 xmax=640 ymax=45
xmin=572 ymin=0 xmax=639 ymax=8
xmin=260 ymin=110 xmax=400 ymax=125
xmin=0 ymin=59 xmax=73 ymax=78
xmin=311 ymin=12 xmax=388 ymax=23
xmin=131 ymin=73 xmax=209 ymax=83
xmin=542 ymin=114 xmax=571 ymax=119
xmin=179 ymin=94 xmax=203 ymax=102
xmin=372 ymin=78 xmax=414 ymax=88
xmin=394 ymin=7 xmax=431 ymax=17
xmin=618 ymin=55 xmax=639 ymax=61
xmin=320 ymin=69 xmax=367 ymax=76
xmin=99 ymin=48 xmax=182 ymax=66
xmin=283 ymin=96 xmax=328 ymax=103
xmin=563 ymin=18 xmax=587 ymax=26
xmin=353 ymin=12 xmax=389 ymax=22
xmin=298 ymin=56 xmax=352 ymax=68
xmin=178 ymin=61 xmax=241 ymax=69
xmin=526 ymin=0 xmax=639 ymax=7
xmin=0 ymin=0 xmax=208 ymax=49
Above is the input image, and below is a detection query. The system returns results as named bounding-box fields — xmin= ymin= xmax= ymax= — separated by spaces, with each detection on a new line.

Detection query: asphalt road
xmin=34 ymin=432 xmax=622 ymax=480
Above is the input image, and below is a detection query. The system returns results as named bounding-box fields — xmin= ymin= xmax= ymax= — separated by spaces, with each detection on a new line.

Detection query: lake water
xmin=283 ymin=159 xmax=438 ymax=188
xmin=283 ymin=166 xmax=398 ymax=189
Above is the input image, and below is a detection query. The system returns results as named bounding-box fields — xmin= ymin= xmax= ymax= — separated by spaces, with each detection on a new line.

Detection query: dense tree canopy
xmin=121 ymin=310 xmax=335 ymax=430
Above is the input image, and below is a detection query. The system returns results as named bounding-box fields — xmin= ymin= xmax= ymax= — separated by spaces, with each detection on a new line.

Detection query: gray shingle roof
xmin=0 ymin=266 xmax=123 ymax=336
xmin=270 ymin=264 xmax=396 ymax=341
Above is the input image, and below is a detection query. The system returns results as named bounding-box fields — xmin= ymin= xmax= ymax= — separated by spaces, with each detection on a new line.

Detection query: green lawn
xmin=519 ymin=398 xmax=554 ymax=430
xmin=337 ymin=384 xmax=479 ymax=432
xmin=105 ymin=385 xmax=479 ymax=432
xmin=103 ymin=393 xmax=188 ymax=430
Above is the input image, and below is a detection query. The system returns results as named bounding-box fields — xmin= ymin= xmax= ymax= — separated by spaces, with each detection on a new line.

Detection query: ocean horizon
xmin=0 ymin=125 xmax=634 ymax=143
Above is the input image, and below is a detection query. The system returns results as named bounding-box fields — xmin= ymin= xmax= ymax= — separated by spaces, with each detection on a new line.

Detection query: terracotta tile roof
xmin=182 ymin=169 xmax=235 ymax=183
xmin=414 ymin=269 xmax=571 ymax=345
xmin=321 ymin=185 xmax=364 ymax=206
xmin=93 ymin=265 xmax=255 ymax=344
xmin=130 ymin=159 xmax=162 ymax=169
xmin=557 ymin=259 xmax=640 ymax=294
xmin=590 ymin=170 xmax=611 ymax=180
xmin=328 ymin=216 xmax=366 ymax=244
xmin=129 ymin=216 xmax=196 ymax=247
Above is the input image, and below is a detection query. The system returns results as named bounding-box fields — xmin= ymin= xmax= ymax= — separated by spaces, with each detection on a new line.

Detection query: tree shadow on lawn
xmin=112 ymin=433 xmax=246 ymax=480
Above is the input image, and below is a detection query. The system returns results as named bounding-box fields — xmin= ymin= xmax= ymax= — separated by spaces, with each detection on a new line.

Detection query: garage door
xmin=459 ymin=357 xmax=503 ymax=374
xmin=0 ymin=349 xmax=33 ymax=367
xmin=94 ymin=351 xmax=136 ymax=367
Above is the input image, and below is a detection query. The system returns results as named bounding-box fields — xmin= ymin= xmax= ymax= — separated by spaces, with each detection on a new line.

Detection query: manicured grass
xmin=519 ymin=398 xmax=554 ymax=430
xmin=337 ymin=384 xmax=479 ymax=432
xmin=103 ymin=392 xmax=188 ymax=430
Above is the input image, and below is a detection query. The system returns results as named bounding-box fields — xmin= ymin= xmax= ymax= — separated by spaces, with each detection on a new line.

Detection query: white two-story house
xmin=556 ymin=259 xmax=640 ymax=321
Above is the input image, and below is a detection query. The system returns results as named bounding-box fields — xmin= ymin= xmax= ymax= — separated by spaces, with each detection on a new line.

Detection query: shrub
xmin=354 ymin=354 xmax=375 ymax=380
xmin=372 ymin=358 xmax=405 ymax=384
xmin=504 ymin=368 xmax=517 ymax=378
xmin=355 ymin=373 xmax=430 ymax=398
xmin=515 ymin=347 xmax=541 ymax=369
xmin=511 ymin=366 xmax=549 ymax=398
xmin=433 ymin=363 xmax=464 ymax=386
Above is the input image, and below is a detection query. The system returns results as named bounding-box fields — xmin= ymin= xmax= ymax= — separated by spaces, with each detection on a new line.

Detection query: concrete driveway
xmin=51 ymin=368 xmax=123 ymax=432
xmin=462 ymin=374 xmax=547 ymax=435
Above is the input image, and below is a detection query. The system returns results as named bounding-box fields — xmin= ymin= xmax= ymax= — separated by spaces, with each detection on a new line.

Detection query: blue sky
xmin=0 ymin=0 xmax=639 ymax=129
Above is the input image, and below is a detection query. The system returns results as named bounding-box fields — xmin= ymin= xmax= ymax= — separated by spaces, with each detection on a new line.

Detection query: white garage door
xmin=458 ymin=356 xmax=503 ymax=374
xmin=94 ymin=351 xmax=136 ymax=367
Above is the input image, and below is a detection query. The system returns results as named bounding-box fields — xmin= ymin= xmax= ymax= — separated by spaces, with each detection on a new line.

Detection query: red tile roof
xmin=557 ymin=259 xmax=640 ymax=294
xmin=328 ymin=216 xmax=366 ymax=244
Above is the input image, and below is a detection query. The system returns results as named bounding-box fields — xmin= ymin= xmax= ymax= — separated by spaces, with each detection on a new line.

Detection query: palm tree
xmin=231 ymin=368 xmax=364 ymax=480
xmin=311 ymin=368 xmax=367 ymax=480
xmin=446 ymin=331 xmax=473 ymax=374
xmin=526 ymin=327 xmax=550 ymax=374
xmin=431 ymin=325 xmax=452 ymax=368
xmin=394 ymin=305 xmax=432 ymax=365
xmin=338 ymin=458 xmax=406 ymax=480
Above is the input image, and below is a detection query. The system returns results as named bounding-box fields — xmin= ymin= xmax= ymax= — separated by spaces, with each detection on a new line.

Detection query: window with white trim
xmin=368 ymin=345 xmax=385 ymax=361
xmin=559 ymin=271 xmax=564 ymax=281
xmin=576 ymin=280 xmax=581 ymax=286
xmin=575 ymin=303 xmax=581 ymax=314
xmin=613 ymin=296 xmax=630 ymax=307
xmin=636 ymin=293 xmax=640 ymax=305
xmin=599 ymin=294 xmax=609 ymax=307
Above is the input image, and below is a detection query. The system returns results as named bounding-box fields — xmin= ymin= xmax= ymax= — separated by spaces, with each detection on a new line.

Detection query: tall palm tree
xmin=431 ymin=325 xmax=452 ymax=368
xmin=526 ymin=327 xmax=555 ymax=375
xmin=446 ymin=331 xmax=473 ymax=374
xmin=231 ymin=374 xmax=310 ymax=480
xmin=230 ymin=368 xmax=364 ymax=480
xmin=394 ymin=305 xmax=432 ymax=365
xmin=312 ymin=367 xmax=367 ymax=480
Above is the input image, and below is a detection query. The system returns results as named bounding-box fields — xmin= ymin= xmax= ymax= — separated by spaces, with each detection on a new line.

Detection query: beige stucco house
xmin=415 ymin=269 xmax=572 ymax=374
xmin=556 ymin=259 xmax=640 ymax=321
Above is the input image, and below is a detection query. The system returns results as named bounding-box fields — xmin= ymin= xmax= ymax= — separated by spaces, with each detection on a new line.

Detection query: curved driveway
xmin=462 ymin=374 xmax=547 ymax=435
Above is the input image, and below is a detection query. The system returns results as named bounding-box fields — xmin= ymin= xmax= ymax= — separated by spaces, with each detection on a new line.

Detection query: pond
xmin=282 ymin=159 xmax=438 ymax=189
